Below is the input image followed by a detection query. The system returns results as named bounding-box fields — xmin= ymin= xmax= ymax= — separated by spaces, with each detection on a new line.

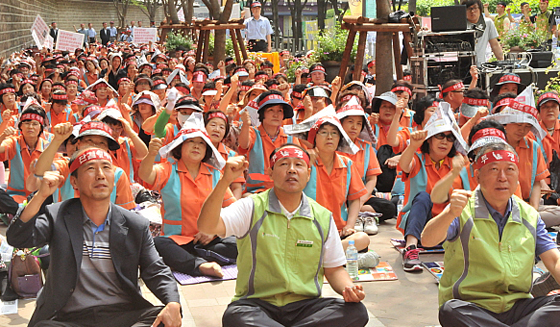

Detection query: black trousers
xmin=248 ymin=39 xmax=267 ymax=52
xmin=364 ymin=196 xmax=397 ymax=222
xmin=223 ymin=297 xmax=368 ymax=327
xmin=35 ymin=304 xmax=163 ymax=327
xmin=154 ymin=235 xmax=237 ymax=276
xmin=439 ymin=296 xmax=560 ymax=327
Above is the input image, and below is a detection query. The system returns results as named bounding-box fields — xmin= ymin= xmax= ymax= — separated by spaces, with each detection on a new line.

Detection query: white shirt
xmin=468 ymin=17 xmax=499 ymax=65
xmin=221 ymin=197 xmax=347 ymax=268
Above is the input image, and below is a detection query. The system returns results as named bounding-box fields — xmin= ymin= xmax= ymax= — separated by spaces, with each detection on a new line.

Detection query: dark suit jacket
xmin=7 ymin=199 xmax=180 ymax=327
xmin=100 ymin=28 xmax=110 ymax=45
xmin=49 ymin=28 xmax=58 ymax=44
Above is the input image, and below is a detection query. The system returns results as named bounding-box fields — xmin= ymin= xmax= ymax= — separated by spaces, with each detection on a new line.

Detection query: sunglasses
xmin=433 ymin=132 xmax=456 ymax=142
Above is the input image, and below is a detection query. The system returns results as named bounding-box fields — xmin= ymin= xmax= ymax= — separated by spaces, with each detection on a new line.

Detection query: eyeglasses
xmin=433 ymin=133 xmax=456 ymax=142
xmin=450 ymin=89 xmax=466 ymax=94
xmin=317 ymin=130 xmax=340 ymax=138
xmin=467 ymin=6 xmax=480 ymax=12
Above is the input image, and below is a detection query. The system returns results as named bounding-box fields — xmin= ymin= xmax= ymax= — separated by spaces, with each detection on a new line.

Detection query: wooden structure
xmin=338 ymin=16 xmax=415 ymax=82
xmin=193 ymin=18 xmax=248 ymax=64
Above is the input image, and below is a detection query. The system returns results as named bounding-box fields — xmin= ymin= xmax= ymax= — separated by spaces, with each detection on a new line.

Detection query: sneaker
xmin=354 ymin=216 xmax=364 ymax=233
xmin=532 ymin=272 xmax=560 ymax=297
xmin=358 ymin=251 xmax=381 ymax=269
xmin=363 ymin=216 xmax=378 ymax=235
xmin=402 ymin=245 xmax=423 ymax=272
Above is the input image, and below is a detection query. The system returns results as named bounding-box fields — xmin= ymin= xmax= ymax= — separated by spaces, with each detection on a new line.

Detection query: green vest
xmin=234 ymin=188 xmax=333 ymax=307
xmin=495 ymin=13 xmax=507 ymax=38
xmin=439 ymin=187 xmax=538 ymax=313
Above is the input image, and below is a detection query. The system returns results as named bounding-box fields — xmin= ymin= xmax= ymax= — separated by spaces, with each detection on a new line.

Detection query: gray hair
xmin=474 ymin=142 xmax=518 ymax=165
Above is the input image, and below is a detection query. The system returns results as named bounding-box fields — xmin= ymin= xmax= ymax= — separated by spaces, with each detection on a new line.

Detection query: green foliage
xmin=414 ymin=0 xmax=560 ymax=16
xmin=286 ymin=56 xmax=316 ymax=83
xmin=311 ymin=23 xmax=357 ymax=63
xmin=165 ymin=31 xmax=193 ymax=52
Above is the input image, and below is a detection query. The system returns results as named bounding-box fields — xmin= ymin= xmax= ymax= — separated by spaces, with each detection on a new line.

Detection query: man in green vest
xmin=532 ymin=0 xmax=554 ymax=39
xmin=198 ymin=144 xmax=369 ymax=327
xmin=422 ymin=142 xmax=560 ymax=327
xmin=484 ymin=2 xmax=511 ymax=39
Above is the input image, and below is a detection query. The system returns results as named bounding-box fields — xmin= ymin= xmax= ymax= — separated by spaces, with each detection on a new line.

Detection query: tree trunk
xmin=408 ymin=0 xmax=416 ymax=13
xmin=209 ymin=0 xmax=234 ymax=65
xmin=272 ymin=0 xmax=279 ymax=50
xmin=183 ymin=0 xmax=194 ymax=24
xmin=317 ymin=0 xmax=325 ymax=31
xmin=168 ymin=0 xmax=180 ymax=24
xmin=375 ymin=0 xmax=392 ymax=95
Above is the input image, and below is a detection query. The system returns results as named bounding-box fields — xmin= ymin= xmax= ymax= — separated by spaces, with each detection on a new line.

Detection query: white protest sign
xmin=133 ymin=28 xmax=158 ymax=44
xmin=44 ymin=34 xmax=54 ymax=50
xmin=55 ymin=30 xmax=84 ymax=51
xmin=178 ymin=8 xmax=185 ymax=22
xmin=30 ymin=15 xmax=50 ymax=48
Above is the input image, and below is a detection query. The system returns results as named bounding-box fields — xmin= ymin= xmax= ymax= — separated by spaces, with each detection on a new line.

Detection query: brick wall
xmin=0 ymin=0 xmax=164 ymax=57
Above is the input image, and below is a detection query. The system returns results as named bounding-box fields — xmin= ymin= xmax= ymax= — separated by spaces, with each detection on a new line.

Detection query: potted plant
xmin=311 ymin=23 xmax=358 ymax=81
xmin=165 ymin=31 xmax=193 ymax=54
xmin=501 ymin=24 xmax=548 ymax=53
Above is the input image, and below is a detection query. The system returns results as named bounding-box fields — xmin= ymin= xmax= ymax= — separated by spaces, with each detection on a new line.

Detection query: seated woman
xmin=287 ymin=113 xmax=379 ymax=268
xmin=397 ymin=103 xmax=470 ymax=272
xmin=204 ymin=110 xmax=245 ymax=199
xmin=0 ymin=104 xmax=50 ymax=203
xmin=139 ymin=113 xmax=237 ymax=277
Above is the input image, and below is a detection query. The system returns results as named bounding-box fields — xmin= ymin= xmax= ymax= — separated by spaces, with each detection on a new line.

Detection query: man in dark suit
xmin=7 ymin=147 xmax=182 ymax=327
xmin=100 ymin=22 xmax=110 ymax=46
xmin=49 ymin=22 xmax=59 ymax=44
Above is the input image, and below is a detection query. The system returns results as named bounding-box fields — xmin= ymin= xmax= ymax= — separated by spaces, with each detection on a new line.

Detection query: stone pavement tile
xmin=0 ymin=298 xmax=34 ymax=326
xmin=181 ymin=282 xmax=231 ymax=300
xmin=189 ymin=305 xmax=224 ymax=327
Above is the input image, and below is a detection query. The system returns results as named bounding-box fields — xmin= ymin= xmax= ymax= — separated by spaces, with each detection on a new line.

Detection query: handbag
xmin=8 ymin=248 xmax=47 ymax=298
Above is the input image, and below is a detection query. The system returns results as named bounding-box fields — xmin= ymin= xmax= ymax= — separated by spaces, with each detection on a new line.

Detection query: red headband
xmin=441 ymin=82 xmax=464 ymax=94
xmin=20 ymin=113 xmax=44 ymax=125
xmin=176 ymin=86 xmax=189 ymax=94
xmin=270 ymin=146 xmax=310 ymax=167
xmin=311 ymin=65 xmax=326 ymax=73
xmin=153 ymin=79 xmax=166 ymax=86
xmin=462 ymin=97 xmax=489 ymax=106
xmin=118 ymin=77 xmax=131 ymax=85
xmin=499 ymin=74 xmax=521 ymax=84
xmin=0 ymin=88 xmax=15 ymax=95
xmin=258 ymin=94 xmax=284 ymax=107
xmin=22 ymin=79 xmax=35 ymax=85
xmin=432 ymin=101 xmax=440 ymax=108
xmin=176 ymin=128 xmax=211 ymax=140
xmin=93 ymin=82 xmax=109 ymax=91
xmin=339 ymin=102 xmax=364 ymax=113
xmin=255 ymin=73 xmax=268 ymax=81
xmin=509 ymin=101 xmax=538 ymax=119
xmin=340 ymin=94 xmax=356 ymax=103
xmin=472 ymin=128 xmax=506 ymax=144
xmin=494 ymin=98 xmax=513 ymax=110
xmin=403 ymin=75 xmax=412 ymax=82
xmin=474 ymin=150 xmax=518 ymax=169
xmin=52 ymin=93 xmax=68 ymax=100
xmin=538 ymin=92 xmax=560 ymax=106
xmin=80 ymin=121 xmax=112 ymax=135
xmin=291 ymin=91 xmax=303 ymax=99
xmin=240 ymin=85 xmax=251 ymax=91
xmin=207 ymin=111 xmax=228 ymax=122
xmin=65 ymin=80 xmax=78 ymax=86
xmin=69 ymin=148 xmax=113 ymax=173
xmin=391 ymin=86 xmax=412 ymax=97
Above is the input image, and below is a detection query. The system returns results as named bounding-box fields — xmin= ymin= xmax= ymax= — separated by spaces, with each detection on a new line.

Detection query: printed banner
xmin=55 ymin=30 xmax=84 ymax=51
xmin=133 ymin=28 xmax=158 ymax=44
xmin=30 ymin=15 xmax=50 ymax=48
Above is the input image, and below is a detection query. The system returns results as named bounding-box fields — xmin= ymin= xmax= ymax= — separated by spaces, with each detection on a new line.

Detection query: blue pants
xmin=404 ymin=191 xmax=433 ymax=241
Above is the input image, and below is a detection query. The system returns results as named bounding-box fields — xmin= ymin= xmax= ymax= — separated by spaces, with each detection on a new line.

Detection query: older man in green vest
xmin=198 ymin=144 xmax=369 ymax=327
xmin=422 ymin=142 xmax=560 ymax=327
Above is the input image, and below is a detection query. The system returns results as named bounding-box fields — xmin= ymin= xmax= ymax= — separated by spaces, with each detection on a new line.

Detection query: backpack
xmin=8 ymin=248 xmax=44 ymax=298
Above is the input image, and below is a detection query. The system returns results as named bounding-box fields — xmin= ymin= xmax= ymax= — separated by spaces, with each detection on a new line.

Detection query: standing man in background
xmin=50 ymin=22 xmax=59 ymax=44
xmin=87 ymin=23 xmax=96 ymax=44
xmin=100 ymin=22 xmax=110 ymax=46
xmin=244 ymin=1 xmax=273 ymax=53
xmin=109 ymin=21 xmax=118 ymax=43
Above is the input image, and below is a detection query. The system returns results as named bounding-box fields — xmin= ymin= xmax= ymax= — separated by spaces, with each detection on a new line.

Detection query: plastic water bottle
xmin=346 ymin=240 xmax=359 ymax=280
xmin=552 ymin=36 xmax=558 ymax=50
xmin=397 ymin=195 xmax=404 ymax=214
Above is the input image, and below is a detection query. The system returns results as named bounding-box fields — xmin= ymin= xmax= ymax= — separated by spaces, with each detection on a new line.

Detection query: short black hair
xmin=492 ymin=92 xmax=516 ymax=113
xmin=413 ymin=96 xmax=441 ymax=126
xmin=461 ymin=0 xmax=483 ymax=11
xmin=269 ymin=143 xmax=310 ymax=169
xmin=463 ymin=87 xmax=489 ymax=100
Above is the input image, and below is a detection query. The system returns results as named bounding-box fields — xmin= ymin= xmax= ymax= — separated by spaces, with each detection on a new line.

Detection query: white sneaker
xmin=354 ymin=216 xmax=364 ymax=233
xmin=363 ymin=216 xmax=378 ymax=235
xmin=358 ymin=251 xmax=381 ymax=269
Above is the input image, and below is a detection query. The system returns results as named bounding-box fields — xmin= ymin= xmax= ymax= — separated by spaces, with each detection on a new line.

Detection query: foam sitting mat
xmin=325 ymin=262 xmax=398 ymax=283
xmin=173 ymin=265 xmax=237 ymax=285
xmin=422 ymin=262 xmax=445 ymax=283
xmin=390 ymin=239 xmax=445 ymax=254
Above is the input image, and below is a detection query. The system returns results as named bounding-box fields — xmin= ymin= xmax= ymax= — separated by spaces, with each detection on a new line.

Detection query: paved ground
xmin=0 ymin=219 xmax=447 ymax=327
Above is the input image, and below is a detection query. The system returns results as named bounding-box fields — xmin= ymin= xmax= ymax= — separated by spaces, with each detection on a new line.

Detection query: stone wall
xmin=0 ymin=0 xmax=165 ymax=57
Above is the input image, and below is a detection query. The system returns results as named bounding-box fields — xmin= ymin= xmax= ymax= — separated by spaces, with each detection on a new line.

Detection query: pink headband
xmin=20 ymin=113 xmax=44 ymax=125
xmin=270 ymin=146 xmax=310 ymax=167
